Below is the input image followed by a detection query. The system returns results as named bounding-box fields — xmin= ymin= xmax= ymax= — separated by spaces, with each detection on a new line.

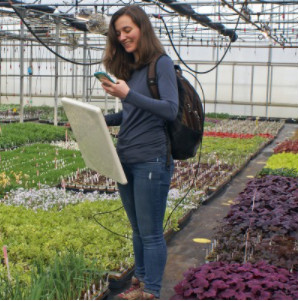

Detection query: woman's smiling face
xmin=115 ymin=15 xmax=141 ymax=60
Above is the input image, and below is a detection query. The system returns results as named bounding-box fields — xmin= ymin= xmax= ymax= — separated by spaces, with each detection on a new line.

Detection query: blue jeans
xmin=118 ymin=155 xmax=174 ymax=298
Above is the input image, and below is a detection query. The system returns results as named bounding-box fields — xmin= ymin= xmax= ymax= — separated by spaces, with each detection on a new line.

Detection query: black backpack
xmin=147 ymin=55 xmax=205 ymax=160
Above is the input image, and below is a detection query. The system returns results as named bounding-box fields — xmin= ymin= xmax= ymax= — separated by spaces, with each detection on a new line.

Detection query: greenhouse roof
xmin=0 ymin=0 xmax=297 ymax=50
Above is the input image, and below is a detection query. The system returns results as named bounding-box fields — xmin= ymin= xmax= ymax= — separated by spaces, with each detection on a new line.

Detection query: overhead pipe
xmin=154 ymin=0 xmax=238 ymax=41
xmin=2 ymin=0 xmax=89 ymax=32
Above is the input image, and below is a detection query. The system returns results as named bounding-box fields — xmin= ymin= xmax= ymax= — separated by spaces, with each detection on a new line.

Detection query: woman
xmin=102 ymin=5 xmax=178 ymax=300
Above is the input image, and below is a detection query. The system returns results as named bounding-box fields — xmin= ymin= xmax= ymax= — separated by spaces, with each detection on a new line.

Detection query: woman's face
xmin=114 ymin=15 xmax=141 ymax=59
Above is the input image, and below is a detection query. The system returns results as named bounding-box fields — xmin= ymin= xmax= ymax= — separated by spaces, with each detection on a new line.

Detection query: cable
xmin=93 ymin=206 xmax=132 ymax=240
xmin=182 ymin=68 xmax=206 ymax=105
xmin=155 ymin=1 xmax=176 ymax=15
xmin=11 ymin=5 xmax=103 ymax=66
xmin=155 ymin=12 xmax=242 ymax=74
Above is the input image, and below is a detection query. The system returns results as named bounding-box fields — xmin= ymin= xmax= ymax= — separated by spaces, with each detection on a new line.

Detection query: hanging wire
xmin=11 ymin=5 xmax=103 ymax=66
xmin=93 ymin=206 xmax=132 ymax=240
xmin=154 ymin=9 xmax=242 ymax=74
xmin=162 ymin=69 xmax=206 ymax=232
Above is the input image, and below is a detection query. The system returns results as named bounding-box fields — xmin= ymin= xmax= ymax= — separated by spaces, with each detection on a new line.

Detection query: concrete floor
xmin=160 ymin=123 xmax=297 ymax=300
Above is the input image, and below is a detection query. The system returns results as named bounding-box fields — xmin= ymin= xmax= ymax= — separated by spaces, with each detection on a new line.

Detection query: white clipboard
xmin=61 ymin=97 xmax=127 ymax=184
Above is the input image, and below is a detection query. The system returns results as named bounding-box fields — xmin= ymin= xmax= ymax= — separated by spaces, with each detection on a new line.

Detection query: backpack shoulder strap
xmin=147 ymin=54 xmax=165 ymax=100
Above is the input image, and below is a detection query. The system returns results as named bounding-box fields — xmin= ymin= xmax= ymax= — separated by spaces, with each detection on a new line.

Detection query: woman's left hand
xmin=101 ymin=78 xmax=130 ymax=99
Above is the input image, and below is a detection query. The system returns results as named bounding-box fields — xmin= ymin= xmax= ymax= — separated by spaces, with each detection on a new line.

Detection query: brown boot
xmin=115 ymin=289 xmax=158 ymax=300
xmin=141 ymin=291 xmax=159 ymax=300
xmin=131 ymin=276 xmax=142 ymax=288
xmin=115 ymin=277 xmax=144 ymax=300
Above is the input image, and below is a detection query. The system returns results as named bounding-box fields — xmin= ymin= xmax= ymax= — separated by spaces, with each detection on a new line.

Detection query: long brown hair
xmin=103 ymin=5 xmax=165 ymax=81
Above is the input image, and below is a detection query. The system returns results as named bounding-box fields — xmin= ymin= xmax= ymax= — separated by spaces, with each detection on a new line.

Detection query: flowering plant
xmin=50 ymin=140 xmax=79 ymax=150
xmin=2 ymin=186 xmax=119 ymax=211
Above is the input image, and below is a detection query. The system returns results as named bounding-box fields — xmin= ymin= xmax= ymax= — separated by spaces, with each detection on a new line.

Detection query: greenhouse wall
xmin=0 ymin=44 xmax=297 ymax=118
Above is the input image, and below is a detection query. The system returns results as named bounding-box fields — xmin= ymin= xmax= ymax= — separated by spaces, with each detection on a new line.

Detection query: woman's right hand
xmin=101 ymin=78 xmax=130 ymax=99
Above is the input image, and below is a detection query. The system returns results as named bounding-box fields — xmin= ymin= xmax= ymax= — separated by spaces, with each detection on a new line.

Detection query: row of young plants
xmin=171 ymin=135 xmax=298 ymax=300
xmin=0 ymin=122 xmax=72 ymax=150
xmin=0 ymin=105 xmax=68 ymax=123
xmin=0 ymin=251 xmax=107 ymax=300
xmin=259 ymin=135 xmax=298 ymax=178
xmin=199 ymin=135 xmax=267 ymax=167
xmin=0 ymin=106 xmax=231 ymax=124
xmin=204 ymin=119 xmax=284 ymax=136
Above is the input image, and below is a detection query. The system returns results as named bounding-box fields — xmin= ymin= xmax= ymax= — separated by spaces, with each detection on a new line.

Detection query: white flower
xmin=1 ymin=186 xmax=120 ymax=211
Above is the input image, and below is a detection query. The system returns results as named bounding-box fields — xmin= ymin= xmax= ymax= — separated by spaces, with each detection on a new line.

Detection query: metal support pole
xmin=29 ymin=41 xmax=33 ymax=105
xmin=265 ymin=46 xmax=272 ymax=118
xmin=269 ymin=65 xmax=273 ymax=106
xmin=83 ymin=31 xmax=87 ymax=102
xmin=0 ymin=41 xmax=2 ymax=105
xmin=54 ymin=18 xmax=60 ymax=126
xmin=214 ymin=43 xmax=219 ymax=113
xmin=72 ymin=50 xmax=75 ymax=98
xmin=60 ymin=54 xmax=63 ymax=101
xmin=87 ymin=59 xmax=91 ymax=102
xmin=266 ymin=3 xmax=274 ymax=118
xmin=250 ymin=65 xmax=254 ymax=116
xmin=75 ymin=60 xmax=78 ymax=99
xmin=20 ymin=20 xmax=25 ymax=123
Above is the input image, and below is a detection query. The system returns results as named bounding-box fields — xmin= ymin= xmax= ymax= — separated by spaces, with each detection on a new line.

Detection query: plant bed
xmin=164 ymin=228 xmax=176 ymax=243
xmin=204 ymin=119 xmax=284 ymax=137
xmin=0 ymin=117 xmax=39 ymax=123
xmin=0 ymin=198 xmax=134 ymax=285
xmin=264 ymin=153 xmax=298 ymax=171
xmin=258 ymin=167 xmax=298 ymax=178
xmin=178 ymin=209 xmax=195 ymax=229
xmin=61 ymin=168 xmax=118 ymax=194
xmin=0 ymin=143 xmax=85 ymax=196
xmin=200 ymin=136 xmax=268 ymax=167
xmin=171 ymin=161 xmax=234 ymax=194
xmin=0 ymin=251 xmax=108 ymax=300
xmin=1 ymin=186 xmax=119 ymax=211
xmin=92 ymin=287 xmax=110 ymax=300
xmin=212 ymin=175 xmax=298 ymax=270
xmin=80 ymin=275 xmax=110 ymax=300
xmin=0 ymin=122 xmax=73 ymax=149
xmin=171 ymin=261 xmax=298 ymax=300
xmin=0 ymin=187 xmax=186 ymax=297
xmin=274 ymin=139 xmax=298 ymax=154
xmin=39 ymin=119 xmax=69 ymax=126
xmin=108 ymin=266 xmax=135 ymax=289
xmin=61 ymin=160 xmax=234 ymax=198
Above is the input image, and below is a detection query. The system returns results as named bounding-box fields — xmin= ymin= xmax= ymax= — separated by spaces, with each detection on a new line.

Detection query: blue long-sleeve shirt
xmin=105 ymin=55 xmax=178 ymax=163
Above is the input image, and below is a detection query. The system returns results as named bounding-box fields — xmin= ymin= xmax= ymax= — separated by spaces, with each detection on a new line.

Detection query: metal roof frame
xmin=0 ymin=0 xmax=297 ymax=50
